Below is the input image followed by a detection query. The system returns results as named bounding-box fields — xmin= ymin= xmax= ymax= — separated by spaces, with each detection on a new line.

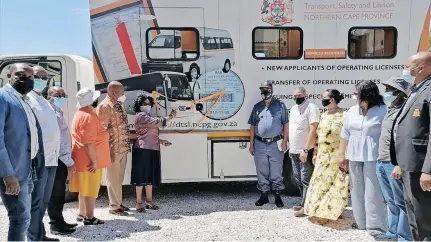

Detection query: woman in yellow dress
xmin=304 ymin=89 xmax=349 ymax=225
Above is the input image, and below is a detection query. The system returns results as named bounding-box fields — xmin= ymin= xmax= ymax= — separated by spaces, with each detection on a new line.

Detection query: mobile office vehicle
xmin=0 ymin=0 xmax=430 ymax=195
xmin=144 ymin=27 xmax=235 ymax=80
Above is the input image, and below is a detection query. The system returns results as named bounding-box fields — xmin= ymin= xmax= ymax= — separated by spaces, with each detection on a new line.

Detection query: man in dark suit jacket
xmin=0 ymin=63 xmax=45 ymax=241
xmin=390 ymin=52 xmax=431 ymax=241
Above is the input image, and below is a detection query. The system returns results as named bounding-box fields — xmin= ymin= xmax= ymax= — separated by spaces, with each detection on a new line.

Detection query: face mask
xmin=383 ymin=92 xmax=396 ymax=104
xmin=33 ymin=78 xmax=47 ymax=92
xmin=294 ymin=97 xmax=305 ymax=105
xmin=402 ymin=70 xmax=415 ymax=84
xmin=12 ymin=76 xmax=34 ymax=95
xmin=352 ymin=95 xmax=357 ymax=100
xmin=117 ymin=95 xmax=126 ymax=102
xmin=53 ymin=97 xmax=67 ymax=109
xmin=260 ymin=89 xmax=272 ymax=100
xmin=140 ymin=105 xmax=151 ymax=113
xmin=322 ymin=99 xmax=331 ymax=107
xmin=91 ymin=99 xmax=99 ymax=108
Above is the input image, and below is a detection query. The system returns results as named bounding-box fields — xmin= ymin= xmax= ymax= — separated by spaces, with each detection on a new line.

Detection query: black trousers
xmin=47 ymin=161 xmax=68 ymax=227
xmin=401 ymin=171 xmax=431 ymax=241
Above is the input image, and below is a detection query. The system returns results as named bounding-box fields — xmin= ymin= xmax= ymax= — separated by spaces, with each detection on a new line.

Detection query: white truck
xmin=0 ymin=0 xmax=430 ymax=195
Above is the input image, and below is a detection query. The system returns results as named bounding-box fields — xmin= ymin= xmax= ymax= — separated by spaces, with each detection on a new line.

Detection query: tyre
xmin=188 ymin=64 xmax=200 ymax=80
xmin=283 ymin=150 xmax=300 ymax=196
xmin=222 ymin=60 xmax=231 ymax=73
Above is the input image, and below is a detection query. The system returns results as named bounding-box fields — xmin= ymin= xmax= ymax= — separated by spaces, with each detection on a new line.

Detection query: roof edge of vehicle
xmin=0 ymin=53 xmax=92 ymax=63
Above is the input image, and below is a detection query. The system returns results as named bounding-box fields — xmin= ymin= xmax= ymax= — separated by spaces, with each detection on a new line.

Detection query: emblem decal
xmin=261 ymin=0 xmax=293 ymax=26
xmin=413 ymin=108 xmax=421 ymax=117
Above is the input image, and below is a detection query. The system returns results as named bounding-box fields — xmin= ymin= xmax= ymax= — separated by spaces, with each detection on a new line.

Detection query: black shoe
xmin=50 ymin=225 xmax=76 ymax=235
xmin=43 ymin=236 xmax=60 ymax=241
xmin=274 ymin=191 xmax=284 ymax=208
xmin=64 ymin=221 xmax=78 ymax=228
xmin=255 ymin=192 xmax=269 ymax=206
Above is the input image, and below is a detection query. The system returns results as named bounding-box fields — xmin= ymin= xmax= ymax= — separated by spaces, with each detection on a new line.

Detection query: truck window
xmin=166 ymin=74 xmax=192 ymax=100
xmin=252 ymin=27 xmax=303 ymax=59
xmin=348 ymin=27 xmax=397 ymax=59
xmin=146 ymin=27 xmax=199 ymax=61
xmin=0 ymin=61 xmax=62 ymax=89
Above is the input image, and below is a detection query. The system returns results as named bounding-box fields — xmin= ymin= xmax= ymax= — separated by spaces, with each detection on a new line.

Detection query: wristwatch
xmin=303 ymin=148 xmax=309 ymax=153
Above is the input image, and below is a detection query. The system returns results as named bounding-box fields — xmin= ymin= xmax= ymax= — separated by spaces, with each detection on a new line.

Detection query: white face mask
xmin=140 ymin=105 xmax=151 ymax=113
xmin=117 ymin=95 xmax=126 ymax=102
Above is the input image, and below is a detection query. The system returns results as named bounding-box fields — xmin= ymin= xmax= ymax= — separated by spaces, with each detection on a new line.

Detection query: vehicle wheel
xmin=222 ymin=60 xmax=231 ymax=73
xmin=283 ymin=150 xmax=300 ymax=196
xmin=188 ymin=65 xmax=200 ymax=80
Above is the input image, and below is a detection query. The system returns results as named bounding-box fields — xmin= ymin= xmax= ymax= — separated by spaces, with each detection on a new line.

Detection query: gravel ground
xmin=0 ymin=182 xmax=376 ymax=241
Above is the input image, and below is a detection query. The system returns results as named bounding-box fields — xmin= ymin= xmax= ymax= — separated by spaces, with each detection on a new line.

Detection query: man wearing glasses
xmin=44 ymin=86 xmax=78 ymax=236
xmin=27 ymin=66 xmax=61 ymax=241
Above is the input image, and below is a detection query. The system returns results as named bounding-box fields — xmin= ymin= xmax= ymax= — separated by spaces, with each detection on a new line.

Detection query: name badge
xmin=413 ymin=109 xmax=421 ymax=117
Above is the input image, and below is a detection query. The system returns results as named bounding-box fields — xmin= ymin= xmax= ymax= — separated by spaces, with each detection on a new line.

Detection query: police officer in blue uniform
xmin=248 ymin=81 xmax=289 ymax=208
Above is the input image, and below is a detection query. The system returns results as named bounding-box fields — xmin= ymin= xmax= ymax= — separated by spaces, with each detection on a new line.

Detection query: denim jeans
xmin=27 ymin=166 xmax=57 ymax=241
xmin=290 ymin=151 xmax=314 ymax=206
xmin=0 ymin=176 xmax=33 ymax=241
xmin=376 ymin=161 xmax=413 ymax=241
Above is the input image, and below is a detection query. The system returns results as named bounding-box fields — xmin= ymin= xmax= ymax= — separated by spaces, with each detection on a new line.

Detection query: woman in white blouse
xmin=338 ymin=80 xmax=388 ymax=234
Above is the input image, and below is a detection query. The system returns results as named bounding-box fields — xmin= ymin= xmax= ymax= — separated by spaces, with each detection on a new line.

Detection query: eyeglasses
xmin=34 ymin=75 xmax=48 ymax=81
xmin=53 ymin=94 xmax=68 ymax=98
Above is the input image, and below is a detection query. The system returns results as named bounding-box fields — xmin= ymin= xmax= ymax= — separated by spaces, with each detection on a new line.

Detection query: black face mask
xmin=294 ymin=97 xmax=305 ymax=105
xmin=261 ymin=89 xmax=272 ymax=100
xmin=11 ymin=76 xmax=34 ymax=95
xmin=322 ymin=99 xmax=331 ymax=107
xmin=91 ymin=99 xmax=99 ymax=108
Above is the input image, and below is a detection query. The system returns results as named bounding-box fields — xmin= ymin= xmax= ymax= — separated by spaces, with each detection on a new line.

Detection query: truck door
xmin=139 ymin=5 xmax=209 ymax=181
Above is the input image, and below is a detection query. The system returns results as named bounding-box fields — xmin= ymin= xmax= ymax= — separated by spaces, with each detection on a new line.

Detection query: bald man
xmin=96 ymin=81 xmax=130 ymax=215
xmin=0 ymin=63 xmax=42 ymax=241
xmin=45 ymin=87 xmax=77 ymax=235
xmin=390 ymin=52 xmax=431 ymax=241
xmin=26 ymin=65 xmax=61 ymax=241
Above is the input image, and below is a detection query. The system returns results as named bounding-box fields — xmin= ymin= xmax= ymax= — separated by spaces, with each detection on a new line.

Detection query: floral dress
xmin=304 ymin=109 xmax=349 ymax=220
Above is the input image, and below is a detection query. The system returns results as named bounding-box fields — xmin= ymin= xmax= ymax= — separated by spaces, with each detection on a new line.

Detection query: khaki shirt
xmin=97 ymin=97 xmax=130 ymax=155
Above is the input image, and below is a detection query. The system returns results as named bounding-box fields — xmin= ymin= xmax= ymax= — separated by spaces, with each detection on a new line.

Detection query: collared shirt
xmin=341 ymin=104 xmax=387 ymax=162
xmin=52 ymin=104 xmax=74 ymax=167
xmin=134 ymin=112 xmax=166 ymax=151
xmin=97 ymin=97 xmax=130 ymax=155
xmin=394 ymin=80 xmax=428 ymax=143
xmin=378 ymin=105 xmax=402 ymax=161
xmin=27 ymin=91 xmax=61 ymax=167
xmin=4 ymin=84 xmax=39 ymax=159
xmin=288 ymin=100 xmax=320 ymax=153
xmin=248 ymin=99 xmax=289 ymax=139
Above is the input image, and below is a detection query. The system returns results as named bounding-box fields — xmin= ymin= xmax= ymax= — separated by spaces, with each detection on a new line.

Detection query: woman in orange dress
xmin=69 ymin=88 xmax=111 ymax=225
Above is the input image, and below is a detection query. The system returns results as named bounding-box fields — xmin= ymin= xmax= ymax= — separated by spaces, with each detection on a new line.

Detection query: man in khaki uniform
xmin=97 ymin=81 xmax=130 ymax=216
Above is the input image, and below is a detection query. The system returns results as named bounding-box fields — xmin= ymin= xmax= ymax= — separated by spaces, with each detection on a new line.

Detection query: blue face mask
xmin=383 ymin=92 xmax=396 ymax=104
xmin=402 ymin=66 xmax=420 ymax=84
xmin=53 ymin=97 xmax=67 ymax=109
xmin=33 ymin=78 xmax=47 ymax=92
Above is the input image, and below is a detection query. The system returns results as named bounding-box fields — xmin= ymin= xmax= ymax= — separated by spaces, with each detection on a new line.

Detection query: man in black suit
xmin=391 ymin=52 xmax=431 ymax=241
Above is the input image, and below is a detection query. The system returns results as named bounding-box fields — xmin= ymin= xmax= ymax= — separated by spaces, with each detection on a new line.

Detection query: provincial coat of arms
xmin=261 ymin=0 xmax=293 ymax=26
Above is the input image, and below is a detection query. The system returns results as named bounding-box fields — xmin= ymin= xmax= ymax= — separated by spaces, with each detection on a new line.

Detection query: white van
xmin=1 ymin=0 xmax=430 ymax=195
xmin=144 ymin=27 xmax=236 ymax=80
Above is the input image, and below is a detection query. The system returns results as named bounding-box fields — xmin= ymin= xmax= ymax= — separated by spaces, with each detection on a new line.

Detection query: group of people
xmin=1 ymin=52 xmax=431 ymax=242
xmin=0 ymin=63 xmax=174 ymax=241
xmin=248 ymin=52 xmax=431 ymax=241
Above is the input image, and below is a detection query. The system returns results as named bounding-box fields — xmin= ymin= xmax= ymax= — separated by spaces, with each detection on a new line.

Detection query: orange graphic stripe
xmin=418 ymin=5 xmax=431 ymax=51
xmin=93 ymin=56 xmax=104 ymax=83
xmin=90 ymin=0 xmax=139 ymax=16
xmin=142 ymin=0 xmax=158 ymax=37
